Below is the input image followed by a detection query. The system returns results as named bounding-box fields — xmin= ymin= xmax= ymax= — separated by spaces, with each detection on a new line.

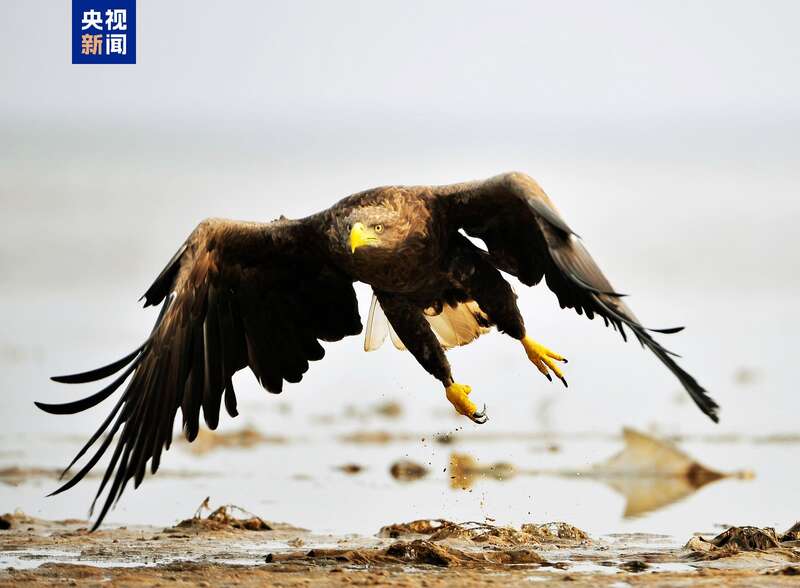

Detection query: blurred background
xmin=1 ymin=1 xmax=798 ymax=539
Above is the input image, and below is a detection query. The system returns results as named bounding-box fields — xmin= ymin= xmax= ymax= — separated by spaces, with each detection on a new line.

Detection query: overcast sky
xmin=1 ymin=1 xmax=799 ymax=130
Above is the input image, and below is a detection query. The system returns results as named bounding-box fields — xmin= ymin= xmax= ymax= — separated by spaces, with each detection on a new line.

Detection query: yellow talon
xmin=521 ymin=336 xmax=568 ymax=387
xmin=445 ymin=383 xmax=487 ymax=424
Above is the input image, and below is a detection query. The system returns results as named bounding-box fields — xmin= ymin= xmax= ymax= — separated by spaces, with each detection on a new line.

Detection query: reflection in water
xmin=389 ymin=460 xmax=429 ymax=481
xmin=180 ymin=426 xmax=287 ymax=455
xmin=448 ymin=428 xmax=754 ymax=518
xmin=449 ymin=454 xmax=517 ymax=489
xmin=589 ymin=428 xmax=753 ymax=517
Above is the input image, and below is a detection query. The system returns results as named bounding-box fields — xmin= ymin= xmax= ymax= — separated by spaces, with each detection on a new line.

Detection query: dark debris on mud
xmin=171 ymin=503 xmax=273 ymax=532
xmin=262 ymin=520 xmax=589 ymax=570
xmin=5 ymin=510 xmax=800 ymax=586
xmin=685 ymin=524 xmax=800 ymax=562
xmin=267 ymin=538 xmax=550 ymax=568
xmin=378 ymin=518 xmax=588 ymax=544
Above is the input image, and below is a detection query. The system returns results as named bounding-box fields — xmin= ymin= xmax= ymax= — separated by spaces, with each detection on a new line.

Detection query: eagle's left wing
xmin=434 ymin=172 xmax=719 ymax=422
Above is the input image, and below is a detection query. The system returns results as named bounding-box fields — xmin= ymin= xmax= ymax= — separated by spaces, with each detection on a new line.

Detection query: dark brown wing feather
xmin=37 ymin=218 xmax=361 ymax=528
xmin=438 ymin=172 xmax=719 ymax=423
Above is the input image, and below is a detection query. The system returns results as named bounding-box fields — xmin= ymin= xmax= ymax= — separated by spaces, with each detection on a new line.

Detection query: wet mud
xmin=2 ymin=512 xmax=799 ymax=586
xmin=0 ymin=426 xmax=792 ymax=585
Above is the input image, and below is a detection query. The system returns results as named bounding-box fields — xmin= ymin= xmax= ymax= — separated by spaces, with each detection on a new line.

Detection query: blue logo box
xmin=72 ymin=0 xmax=136 ymax=64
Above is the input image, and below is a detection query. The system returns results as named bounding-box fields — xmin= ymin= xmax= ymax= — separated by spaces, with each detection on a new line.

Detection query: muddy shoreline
xmin=1 ymin=512 xmax=798 ymax=586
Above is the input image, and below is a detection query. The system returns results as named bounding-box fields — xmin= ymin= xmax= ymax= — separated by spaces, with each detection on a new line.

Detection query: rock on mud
xmin=686 ymin=524 xmax=800 ymax=562
xmin=173 ymin=505 xmax=272 ymax=532
xmin=389 ymin=460 xmax=429 ymax=481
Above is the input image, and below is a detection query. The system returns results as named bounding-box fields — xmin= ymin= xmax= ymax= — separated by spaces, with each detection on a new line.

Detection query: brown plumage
xmin=38 ymin=172 xmax=718 ymax=528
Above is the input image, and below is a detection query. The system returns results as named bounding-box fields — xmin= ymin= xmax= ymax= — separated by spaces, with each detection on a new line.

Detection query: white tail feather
xmin=364 ymin=295 xmax=390 ymax=351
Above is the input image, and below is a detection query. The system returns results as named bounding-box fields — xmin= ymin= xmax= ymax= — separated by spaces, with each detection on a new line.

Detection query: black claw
xmin=470 ymin=404 xmax=488 ymax=424
xmin=545 ymin=373 xmax=552 ymax=382
xmin=559 ymin=376 xmax=568 ymax=388
xmin=562 ymin=358 xmax=569 ymax=364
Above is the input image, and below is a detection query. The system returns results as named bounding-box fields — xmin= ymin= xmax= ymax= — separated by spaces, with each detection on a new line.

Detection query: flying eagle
xmin=38 ymin=172 xmax=718 ymax=528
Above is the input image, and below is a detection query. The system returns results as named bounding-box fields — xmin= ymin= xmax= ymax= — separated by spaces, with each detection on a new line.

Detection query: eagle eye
xmin=374 ymin=224 xmax=384 ymax=233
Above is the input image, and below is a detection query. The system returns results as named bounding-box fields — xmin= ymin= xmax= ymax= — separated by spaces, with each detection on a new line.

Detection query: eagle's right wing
xmin=37 ymin=218 xmax=362 ymax=528
xmin=433 ymin=172 xmax=719 ymax=423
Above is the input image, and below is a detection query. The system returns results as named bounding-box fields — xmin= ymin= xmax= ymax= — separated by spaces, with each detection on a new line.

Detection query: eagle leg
xmin=445 ymin=383 xmax=488 ymax=424
xmin=376 ymin=292 xmax=489 ymax=425
xmin=448 ymin=245 xmax=569 ymax=388
xmin=521 ymin=336 xmax=569 ymax=387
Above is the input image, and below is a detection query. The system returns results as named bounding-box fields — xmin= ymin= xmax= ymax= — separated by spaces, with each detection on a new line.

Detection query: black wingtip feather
xmin=141 ymin=243 xmax=187 ymax=307
xmin=589 ymin=294 xmax=719 ymax=423
xmin=37 ymin=358 xmax=141 ymax=416
xmin=649 ymin=326 xmax=685 ymax=334
xmin=46 ymin=422 xmax=121 ymax=497
xmin=50 ymin=343 xmax=146 ymax=384
xmin=567 ymin=271 xmax=628 ymax=298
xmin=653 ymin=343 xmax=720 ymax=423
xmin=139 ymin=242 xmax=188 ymax=307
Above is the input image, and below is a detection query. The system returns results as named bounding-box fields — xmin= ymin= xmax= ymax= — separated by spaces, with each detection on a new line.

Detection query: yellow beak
xmin=349 ymin=222 xmax=373 ymax=253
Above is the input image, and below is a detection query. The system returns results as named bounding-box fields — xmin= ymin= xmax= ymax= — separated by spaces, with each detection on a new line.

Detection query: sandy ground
xmin=1 ymin=511 xmax=798 ymax=587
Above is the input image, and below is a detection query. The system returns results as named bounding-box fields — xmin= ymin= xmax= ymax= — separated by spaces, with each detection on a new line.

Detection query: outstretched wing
xmin=435 ymin=172 xmax=719 ymax=422
xmin=37 ymin=218 xmax=361 ymax=528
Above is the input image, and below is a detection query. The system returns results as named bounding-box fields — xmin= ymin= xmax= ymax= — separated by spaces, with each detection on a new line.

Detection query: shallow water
xmin=0 ymin=415 xmax=796 ymax=540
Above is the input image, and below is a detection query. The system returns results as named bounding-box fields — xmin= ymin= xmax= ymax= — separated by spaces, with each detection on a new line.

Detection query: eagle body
xmin=38 ymin=172 xmax=719 ymax=528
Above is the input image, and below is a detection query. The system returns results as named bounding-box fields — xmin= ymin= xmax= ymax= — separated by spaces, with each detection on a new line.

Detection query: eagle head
xmin=346 ymin=206 xmax=406 ymax=255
